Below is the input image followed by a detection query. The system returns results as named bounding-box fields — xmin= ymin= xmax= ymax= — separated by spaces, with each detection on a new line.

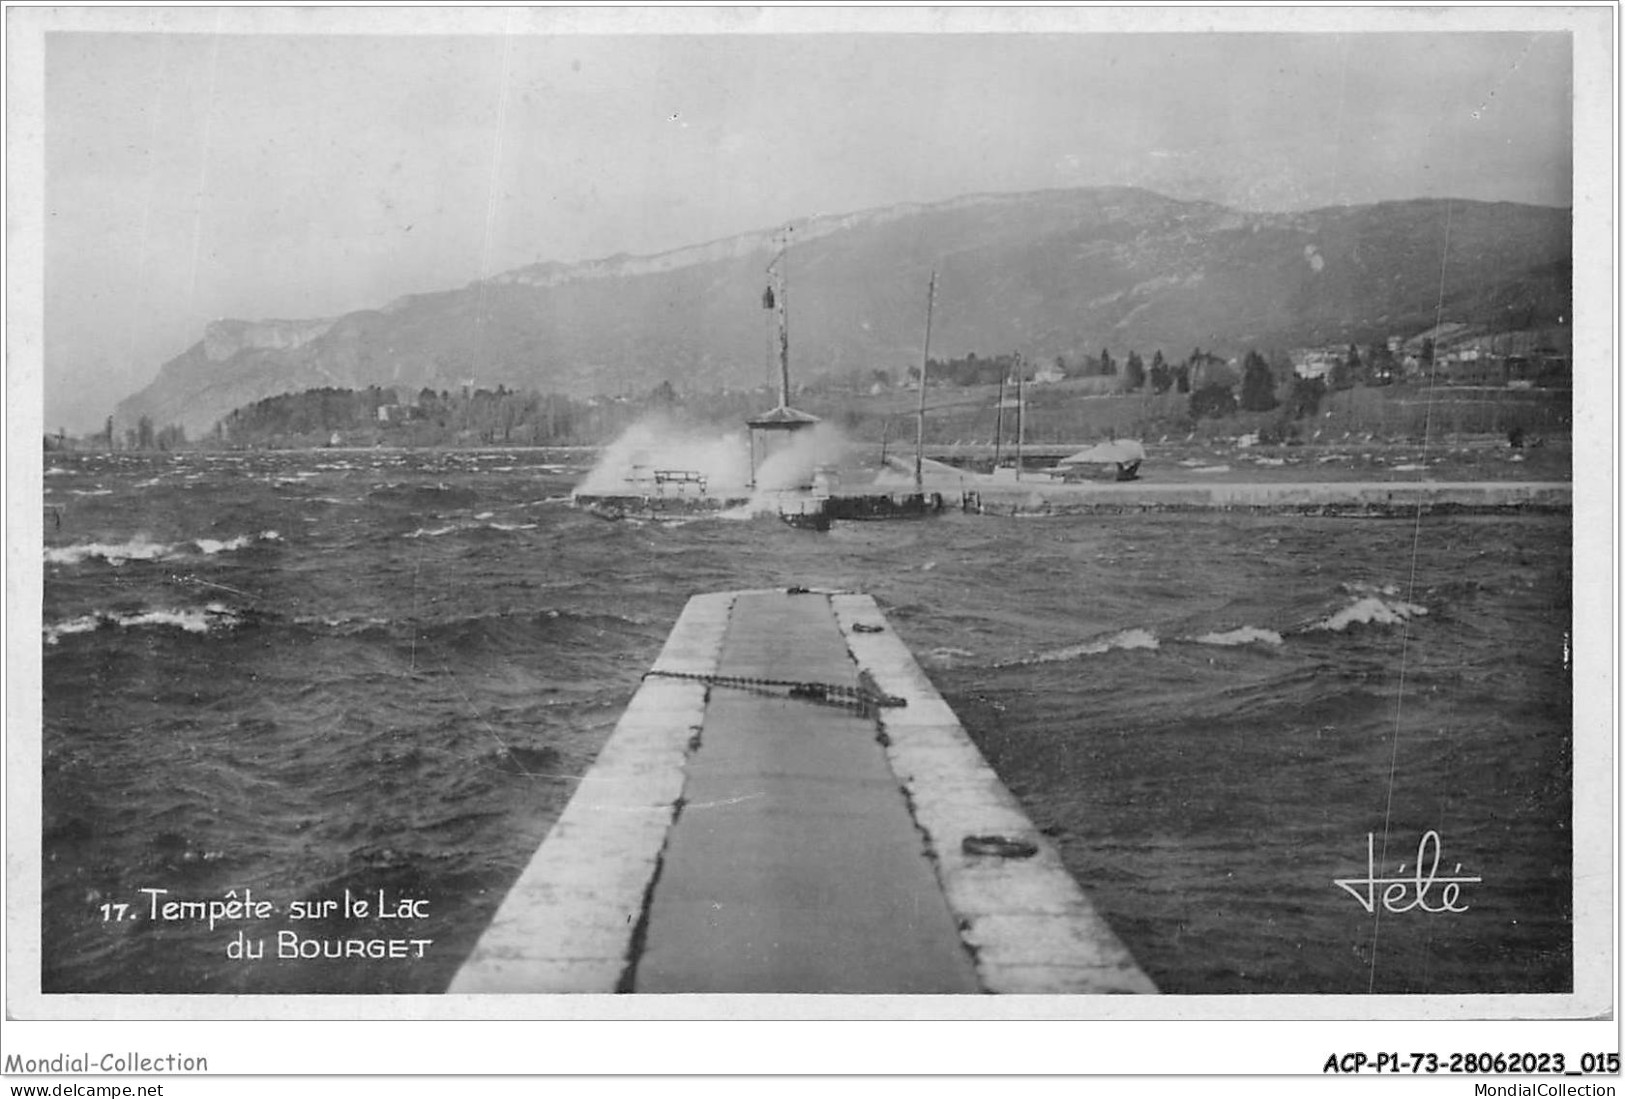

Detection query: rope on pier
xmin=643 ymin=668 xmax=907 ymax=711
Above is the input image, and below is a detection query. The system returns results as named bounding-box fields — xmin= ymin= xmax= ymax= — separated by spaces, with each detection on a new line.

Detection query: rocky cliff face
xmin=116 ymin=187 xmax=1571 ymax=435
xmin=202 ymin=318 xmax=336 ymax=362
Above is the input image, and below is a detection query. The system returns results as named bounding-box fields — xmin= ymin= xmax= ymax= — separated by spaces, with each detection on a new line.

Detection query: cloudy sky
xmin=18 ymin=7 xmax=1590 ymax=432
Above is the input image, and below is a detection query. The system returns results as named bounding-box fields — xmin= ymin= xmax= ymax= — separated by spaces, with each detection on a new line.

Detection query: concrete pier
xmin=633 ymin=591 xmax=979 ymax=993
xmin=451 ymin=588 xmax=1154 ymax=995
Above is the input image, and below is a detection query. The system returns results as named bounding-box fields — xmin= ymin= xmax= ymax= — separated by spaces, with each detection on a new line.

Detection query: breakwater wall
xmin=964 ymin=480 xmax=1571 ymax=516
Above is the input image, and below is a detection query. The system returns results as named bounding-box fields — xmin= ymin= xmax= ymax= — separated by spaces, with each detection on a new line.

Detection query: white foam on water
xmin=194 ymin=536 xmax=252 ymax=554
xmin=120 ymin=604 xmax=234 ymax=633
xmin=42 ymin=616 xmax=104 ymax=644
xmin=192 ymin=531 xmax=281 ymax=555
xmin=1314 ymin=596 xmax=1428 ymax=632
xmin=44 ymin=602 xmax=239 ymax=645
xmin=1014 ymin=628 xmax=1161 ymax=664
xmin=404 ymin=525 xmax=460 ymax=539
xmin=45 ymin=538 xmax=174 ymax=566
xmin=1191 ymin=626 xmax=1285 ymax=647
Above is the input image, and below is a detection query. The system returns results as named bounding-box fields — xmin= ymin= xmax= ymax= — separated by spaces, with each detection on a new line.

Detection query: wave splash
xmin=44 ymin=603 xmax=241 ymax=645
xmin=46 ymin=531 xmax=281 ymax=565
xmin=1004 ymin=628 xmax=1162 ymax=666
xmin=1313 ymin=595 xmax=1428 ymax=632
xmin=195 ymin=531 xmax=282 ymax=555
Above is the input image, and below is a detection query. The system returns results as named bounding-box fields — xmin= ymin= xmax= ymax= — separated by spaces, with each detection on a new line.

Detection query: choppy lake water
xmin=39 ymin=448 xmax=1571 ymax=994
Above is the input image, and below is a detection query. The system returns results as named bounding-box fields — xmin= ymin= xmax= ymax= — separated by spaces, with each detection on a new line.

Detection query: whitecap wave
xmin=43 ymin=616 xmax=104 ymax=644
xmin=43 ymin=602 xmax=239 ymax=645
xmin=1314 ymin=596 xmax=1428 ymax=632
xmin=49 ymin=530 xmax=281 ymax=564
xmin=404 ymin=525 xmax=460 ymax=539
xmin=1011 ymin=628 xmax=1161 ymax=664
xmin=1191 ymin=626 xmax=1284 ymax=647
xmin=193 ymin=530 xmax=281 ymax=555
xmin=45 ymin=538 xmax=173 ymax=565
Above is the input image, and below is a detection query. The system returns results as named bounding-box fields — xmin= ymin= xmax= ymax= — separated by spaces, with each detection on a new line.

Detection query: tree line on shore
xmin=59 ymin=335 xmax=1562 ymax=453
xmin=906 ymin=340 xmax=1407 ymax=394
xmin=46 ymin=415 xmax=191 ymax=452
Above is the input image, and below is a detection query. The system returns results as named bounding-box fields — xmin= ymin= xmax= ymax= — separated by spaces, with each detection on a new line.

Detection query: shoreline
xmin=45 ymin=437 xmax=1573 ymax=498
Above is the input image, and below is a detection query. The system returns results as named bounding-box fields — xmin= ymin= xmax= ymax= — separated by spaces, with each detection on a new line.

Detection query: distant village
xmin=1283 ymin=324 xmax=1572 ymax=390
xmin=894 ymin=322 xmax=1572 ymax=394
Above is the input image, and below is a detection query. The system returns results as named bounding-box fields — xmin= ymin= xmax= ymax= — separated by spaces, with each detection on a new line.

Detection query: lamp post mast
xmin=914 ymin=268 xmax=937 ymax=489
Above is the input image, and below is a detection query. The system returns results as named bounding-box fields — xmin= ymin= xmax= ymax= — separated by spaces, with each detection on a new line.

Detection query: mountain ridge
xmin=115 ymin=186 xmax=1571 ymax=435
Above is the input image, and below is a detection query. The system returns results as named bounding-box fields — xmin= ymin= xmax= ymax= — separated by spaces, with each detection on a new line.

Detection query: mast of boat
xmin=1014 ymin=352 xmax=1025 ymax=481
xmin=914 ymin=268 xmax=937 ymax=489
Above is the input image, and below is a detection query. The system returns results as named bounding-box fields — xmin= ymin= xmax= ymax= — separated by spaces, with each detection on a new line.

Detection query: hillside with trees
xmin=113 ymin=187 xmax=1570 ymax=439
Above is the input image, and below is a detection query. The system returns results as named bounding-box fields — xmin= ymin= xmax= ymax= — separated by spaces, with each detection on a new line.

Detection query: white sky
xmin=16 ymin=7 xmax=1585 ymax=432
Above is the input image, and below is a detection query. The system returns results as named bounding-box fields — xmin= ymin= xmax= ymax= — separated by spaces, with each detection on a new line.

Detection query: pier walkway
xmin=451 ymin=589 xmax=1154 ymax=995
xmin=634 ymin=591 xmax=978 ymax=992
